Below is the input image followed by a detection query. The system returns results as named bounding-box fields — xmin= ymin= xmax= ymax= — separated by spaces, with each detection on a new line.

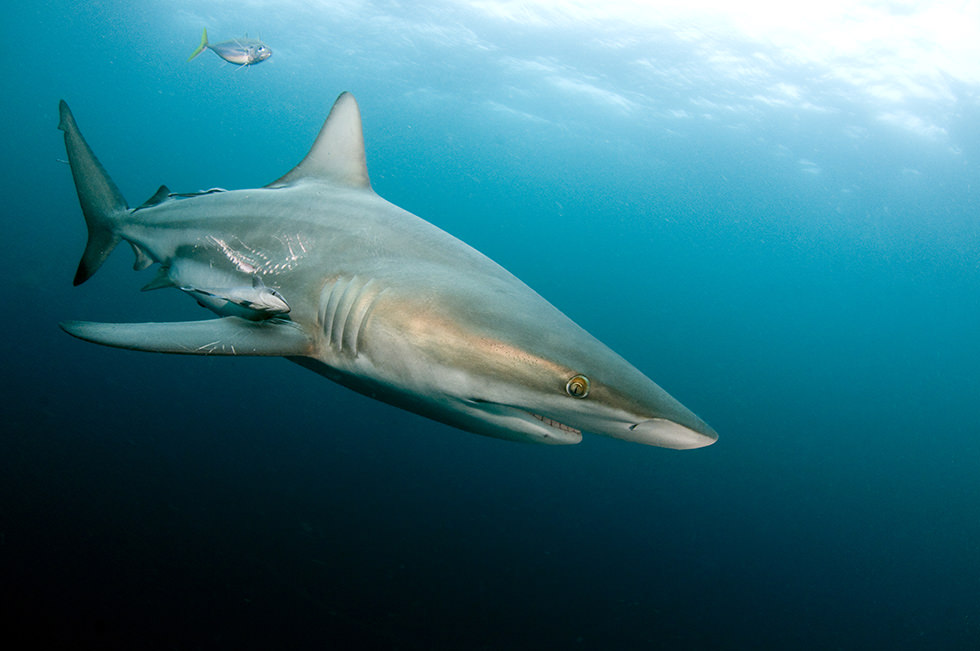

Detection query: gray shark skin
xmin=57 ymin=93 xmax=718 ymax=449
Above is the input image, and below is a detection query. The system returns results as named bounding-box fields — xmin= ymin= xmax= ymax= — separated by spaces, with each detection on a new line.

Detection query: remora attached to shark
xmin=57 ymin=93 xmax=718 ymax=449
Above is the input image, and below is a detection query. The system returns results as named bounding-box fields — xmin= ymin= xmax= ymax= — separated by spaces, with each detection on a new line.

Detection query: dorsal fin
xmin=134 ymin=185 xmax=171 ymax=211
xmin=267 ymin=92 xmax=372 ymax=190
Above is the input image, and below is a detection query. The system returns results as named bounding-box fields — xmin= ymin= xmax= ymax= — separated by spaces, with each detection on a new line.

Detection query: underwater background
xmin=2 ymin=1 xmax=978 ymax=648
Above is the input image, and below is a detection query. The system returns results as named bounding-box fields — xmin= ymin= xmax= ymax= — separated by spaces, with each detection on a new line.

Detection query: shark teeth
xmin=528 ymin=411 xmax=581 ymax=435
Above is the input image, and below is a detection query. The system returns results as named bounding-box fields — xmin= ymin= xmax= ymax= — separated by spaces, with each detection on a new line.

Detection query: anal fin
xmin=60 ymin=317 xmax=312 ymax=356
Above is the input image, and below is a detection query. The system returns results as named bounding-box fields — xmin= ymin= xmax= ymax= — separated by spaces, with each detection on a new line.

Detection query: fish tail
xmin=187 ymin=28 xmax=208 ymax=61
xmin=58 ymin=101 xmax=129 ymax=286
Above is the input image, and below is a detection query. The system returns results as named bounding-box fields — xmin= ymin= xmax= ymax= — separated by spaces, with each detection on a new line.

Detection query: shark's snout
xmin=627 ymin=418 xmax=718 ymax=449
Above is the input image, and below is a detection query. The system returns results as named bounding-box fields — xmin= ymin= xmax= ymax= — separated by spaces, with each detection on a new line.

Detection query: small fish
xmin=187 ymin=28 xmax=271 ymax=67
xmin=179 ymin=276 xmax=291 ymax=320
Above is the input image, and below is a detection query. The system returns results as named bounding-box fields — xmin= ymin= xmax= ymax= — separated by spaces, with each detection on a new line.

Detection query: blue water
xmin=3 ymin=2 xmax=979 ymax=648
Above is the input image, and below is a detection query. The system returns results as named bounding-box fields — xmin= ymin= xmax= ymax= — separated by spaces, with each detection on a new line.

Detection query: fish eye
xmin=565 ymin=374 xmax=591 ymax=398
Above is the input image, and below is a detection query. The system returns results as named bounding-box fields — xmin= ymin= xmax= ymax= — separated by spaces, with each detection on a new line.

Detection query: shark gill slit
xmin=342 ymin=279 xmax=385 ymax=357
xmin=353 ymin=287 xmax=386 ymax=357
xmin=318 ymin=277 xmax=346 ymax=346
xmin=331 ymin=277 xmax=361 ymax=351
xmin=318 ymin=276 xmax=383 ymax=355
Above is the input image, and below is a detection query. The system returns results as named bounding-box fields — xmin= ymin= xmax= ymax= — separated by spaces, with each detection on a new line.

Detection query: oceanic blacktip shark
xmin=57 ymin=93 xmax=718 ymax=449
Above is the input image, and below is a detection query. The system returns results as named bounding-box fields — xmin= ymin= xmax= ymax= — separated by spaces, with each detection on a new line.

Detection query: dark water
xmin=3 ymin=2 xmax=979 ymax=649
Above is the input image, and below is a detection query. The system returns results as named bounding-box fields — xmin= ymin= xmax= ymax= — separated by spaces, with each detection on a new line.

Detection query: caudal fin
xmin=58 ymin=101 xmax=128 ymax=285
xmin=187 ymin=28 xmax=208 ymax=61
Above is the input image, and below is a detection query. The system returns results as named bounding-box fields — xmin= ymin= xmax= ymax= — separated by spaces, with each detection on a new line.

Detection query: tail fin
xmin=58 ymin=101 xmax=128 ymax=285
xmin=188 ymin=28 xmax=208 ymax=61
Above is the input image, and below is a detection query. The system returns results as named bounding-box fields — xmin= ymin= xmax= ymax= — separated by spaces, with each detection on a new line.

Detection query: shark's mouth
xmin=468 ymin=398 xmax=582 ymax=442
xmin=525 ymin=410 xmax=581 ymax=436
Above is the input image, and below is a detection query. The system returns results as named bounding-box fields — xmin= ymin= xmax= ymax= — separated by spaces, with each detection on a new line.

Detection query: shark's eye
xmin=566 ymin=374 xmax=591 ymax=398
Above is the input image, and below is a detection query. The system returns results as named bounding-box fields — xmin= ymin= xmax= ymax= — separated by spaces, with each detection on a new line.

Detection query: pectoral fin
xmin=60 ymin=317 xmax=312 ymax=356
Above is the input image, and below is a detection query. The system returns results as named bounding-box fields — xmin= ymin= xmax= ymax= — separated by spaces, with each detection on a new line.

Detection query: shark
xmin=57 ymin=92 xmax=718 ymax=449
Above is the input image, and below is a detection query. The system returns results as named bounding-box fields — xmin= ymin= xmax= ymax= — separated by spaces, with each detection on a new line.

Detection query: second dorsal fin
xmin=135 ymin=185 xmax=171 ymax=211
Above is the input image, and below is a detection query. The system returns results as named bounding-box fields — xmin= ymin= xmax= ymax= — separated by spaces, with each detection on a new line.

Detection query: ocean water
xmin=3 ymin=1 xmax=979 ymax=648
